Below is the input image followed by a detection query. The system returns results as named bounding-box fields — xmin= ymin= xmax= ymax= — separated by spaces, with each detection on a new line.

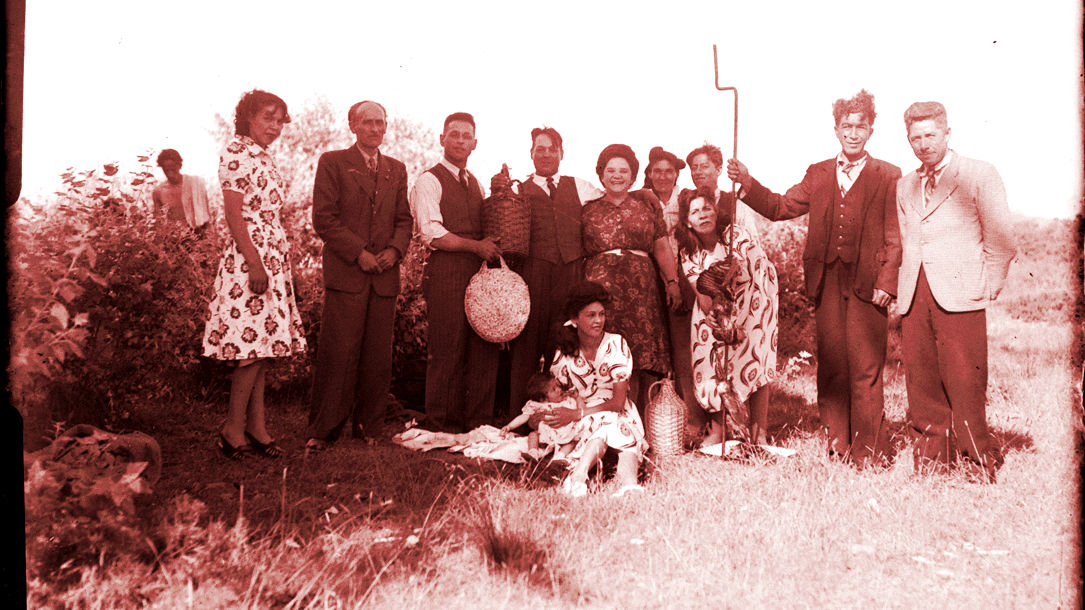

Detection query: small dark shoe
xmin=304 ymin=438 xmax=330 ymax=456
xmin=245 ymin=432 xmax=286 ymax=458
xmin=217 ymin=433 xmax=252 ymax=460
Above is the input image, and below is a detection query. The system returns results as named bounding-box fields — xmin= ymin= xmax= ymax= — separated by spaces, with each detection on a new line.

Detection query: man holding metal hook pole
xmin=727 ymin=90 xmax=902 ymax=468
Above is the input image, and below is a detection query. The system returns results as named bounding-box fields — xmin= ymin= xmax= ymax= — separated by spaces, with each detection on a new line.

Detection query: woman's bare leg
xmin=223 ymin=359 xmax=262 ymax=447
xmin=566 ymin=438 xmax=606 ymax=486
xmin=244 ymin=360 xmax=272 ymax=443
xmin=615 ymin=450 xmax=641 ymax=488
xmin=748 ymin=386 xmax=769 ymax=446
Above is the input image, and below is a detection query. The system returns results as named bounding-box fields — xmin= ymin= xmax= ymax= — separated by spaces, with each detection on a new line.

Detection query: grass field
xmin=27 ymin=216 xmax=1083 ymax=609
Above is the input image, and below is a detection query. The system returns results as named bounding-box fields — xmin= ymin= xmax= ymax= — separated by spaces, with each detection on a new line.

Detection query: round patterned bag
xmin=465 ymin=256 xmax=531 ymax=344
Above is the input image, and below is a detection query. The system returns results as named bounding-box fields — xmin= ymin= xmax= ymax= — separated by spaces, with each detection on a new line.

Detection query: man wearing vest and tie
xmin=895 ymin=101 xmax=1016 ymax=482
xmin=409 ymin=112 xmax=502 ymax=433
xmin=492 ymin=127 xmax=603 ymax=418
xmin=727 ymin=89 xmax=902 ymax=468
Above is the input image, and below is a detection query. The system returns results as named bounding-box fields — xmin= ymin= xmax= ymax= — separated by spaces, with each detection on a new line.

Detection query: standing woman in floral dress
xmin=581 ymin=144 xmax=682 ymax=413
xmin=203 ymin=90 xmax=307 ymax=458
xmin=675 ymin=185 xmax=778 ymax=449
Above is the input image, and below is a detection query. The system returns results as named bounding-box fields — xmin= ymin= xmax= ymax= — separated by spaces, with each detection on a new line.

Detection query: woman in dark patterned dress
xmin=581 ymin=144 xmax=682 ymax=413
xmin=202 ymin=90 xmax=307 ymax=459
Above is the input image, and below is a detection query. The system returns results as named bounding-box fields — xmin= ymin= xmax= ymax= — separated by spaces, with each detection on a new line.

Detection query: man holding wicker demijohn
xmin=490 ymin=127 xmax=602 ymax=420
xmin=727 ymin=90 xmax=902 ymax=468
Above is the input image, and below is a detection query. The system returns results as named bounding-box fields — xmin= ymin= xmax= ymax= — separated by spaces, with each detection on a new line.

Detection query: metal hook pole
xmin=712 ymin=44 xmax=738 ymax=260
xmin=713 ymin=44 xmax=739 ymax=450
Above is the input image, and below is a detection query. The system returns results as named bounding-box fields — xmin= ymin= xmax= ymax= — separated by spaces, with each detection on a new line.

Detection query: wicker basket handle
xmin=478 ymin=254 xmax=510 ymax=274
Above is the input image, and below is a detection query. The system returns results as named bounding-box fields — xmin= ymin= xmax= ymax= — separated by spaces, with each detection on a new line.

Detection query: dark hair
xmin=530 ymin=126 xmax=563 ymax=150
xmin=685 ymin=143 xmax=723 ymax=169
xmin=903 ymin=101 xmax=949 ymax=131
xmin=832 ymin=89 xmax=877 ymax=127
xmin=674 ymin=185 xmax=733 ymax=258
xmin=348 ymin=100 xmax=387 ymax=126
xmin=595 ymin=144 xmax=639 ymax=182
xmin=234 ymin=90 xmax=290 ymax=137
xmin=443 ymin=112 xmax=476 ymax=133
xmin=526 ymin=371 xmax=556 ymax=402
xmin=156 ymin=149 xmax=182 ymax=167
xmin=642 ymin=146 xmax=686 ymax=190
xmin=553 ymin=281 xmax=611 ymax=358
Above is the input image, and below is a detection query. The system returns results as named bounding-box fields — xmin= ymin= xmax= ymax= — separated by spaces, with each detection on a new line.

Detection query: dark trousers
xmin=814 ymin=260 xmax=889 ymax=463
xmin=422 ymin=250 xmax=499 ymax=433
xmin=901 ymin=268 xmax=993 ymax=471
xmin=508 ymin=256 xmax=583 ymax=417
xmin=309 ymin=287 xmax=395 ymax=440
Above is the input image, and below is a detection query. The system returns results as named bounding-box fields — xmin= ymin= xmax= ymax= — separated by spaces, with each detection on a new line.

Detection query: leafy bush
xmin=757 ymin=217 xmax=816 ymax=357
xmin=24 ymin=427 xmax=155 ymax=589
xmin=10 ymin=99 xmax=444 ymax=441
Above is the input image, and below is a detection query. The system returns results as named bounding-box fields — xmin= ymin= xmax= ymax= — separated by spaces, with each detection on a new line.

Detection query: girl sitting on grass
xmin=541 ymin=281 xmax=648 ymax=498
xmin=500 ymin=371 xmax=581 ymax=464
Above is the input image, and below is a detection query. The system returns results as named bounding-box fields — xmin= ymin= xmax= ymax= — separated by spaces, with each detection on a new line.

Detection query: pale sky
xmin=21 ymin=0 xmax=1084 ymax=218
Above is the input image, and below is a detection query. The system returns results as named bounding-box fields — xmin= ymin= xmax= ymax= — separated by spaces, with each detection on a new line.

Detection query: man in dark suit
xmin=896 ymin=101 xmax=1016 ymax=482
xmin=727 ymin=89 xmax=902 ymax=467
xmin=306 ymin=100 xmax=413 ymax=452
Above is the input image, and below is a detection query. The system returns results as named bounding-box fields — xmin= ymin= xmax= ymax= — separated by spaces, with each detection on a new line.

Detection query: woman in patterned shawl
xmin=202 ymin=90 xmax=307 ymax=459
xmin=544 ymin=281 xmax=648 ymax=498
xmin=581 ymin=144 xmax=683 ymax=414
xmin=675 ymin=185 xmax=778 ymax=449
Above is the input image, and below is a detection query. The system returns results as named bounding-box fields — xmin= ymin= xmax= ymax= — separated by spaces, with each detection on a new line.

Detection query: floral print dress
xmin=550 ymin=332 xmax=648 ymax=458
xmin=202 ymin=136 xmax=306 ymax=360
xmin=582 ymin=194 xmax=671 ymax=375
xmin=682 ymin=226 xmax=778 ymax=438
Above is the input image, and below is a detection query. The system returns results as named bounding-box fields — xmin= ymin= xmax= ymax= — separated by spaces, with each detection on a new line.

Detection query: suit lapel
xmin=919 ymin=155 xmax=959 ymax=218
xmin=346 ymin=146 xmax=377 ymax=200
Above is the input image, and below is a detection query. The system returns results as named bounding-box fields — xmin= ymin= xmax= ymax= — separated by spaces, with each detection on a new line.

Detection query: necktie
xmin=922 ymin=167 xmax=938 ymax=206
xmin=546 ymin=176 xmax=557 ymax=200
xmin=459 ymin=169 xmax=470 ymax=193
xmin=367 ymin=156 xmax=377 ymax=180
xmin=838 ymin=160 xmax=860 ymax=198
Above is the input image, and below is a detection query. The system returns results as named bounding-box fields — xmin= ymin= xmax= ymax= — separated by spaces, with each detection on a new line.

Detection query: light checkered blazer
xmin=896 ymin=152 xmax=1017 ymax=313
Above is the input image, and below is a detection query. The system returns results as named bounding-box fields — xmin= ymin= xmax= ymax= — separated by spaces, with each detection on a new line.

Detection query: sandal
xmin=245 ymin=432 xmax=285 ymax=458
xmin=561 ymin=476 xmax=588 ymax=498
xmin=217 ymin=433 xmax=252 ymax=460
xmin=612 ymin=484 xmax=645 ymax=499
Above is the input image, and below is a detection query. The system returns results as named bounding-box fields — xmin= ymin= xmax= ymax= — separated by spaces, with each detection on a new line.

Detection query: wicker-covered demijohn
xmin=481 ymin=177 xmax=530 ymax=265
xmin=464 ymin=256 xmax=531 ymax=344
xmin=646 ymin=377 xmax=687 ymax=458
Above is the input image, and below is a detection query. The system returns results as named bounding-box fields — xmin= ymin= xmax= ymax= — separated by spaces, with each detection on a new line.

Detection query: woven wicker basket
xmin=464 ymin=256 xmax=531 ymax=344
xmin=646 ymin=377 xmax=687 ymax=457
xmin=481 ymin=180 xmax=530 ymax=260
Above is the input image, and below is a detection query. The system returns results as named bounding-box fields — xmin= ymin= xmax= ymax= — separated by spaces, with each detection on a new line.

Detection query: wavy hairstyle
xmin=233 ymin=90 xmax=290 ymax=137
xmin=674 ymin=185 xmax=733 ymax=259
xmin=552 ymin=281 xmax=612 ymax=360
xmin=831 ymin=88 xmax=877 ymax=127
